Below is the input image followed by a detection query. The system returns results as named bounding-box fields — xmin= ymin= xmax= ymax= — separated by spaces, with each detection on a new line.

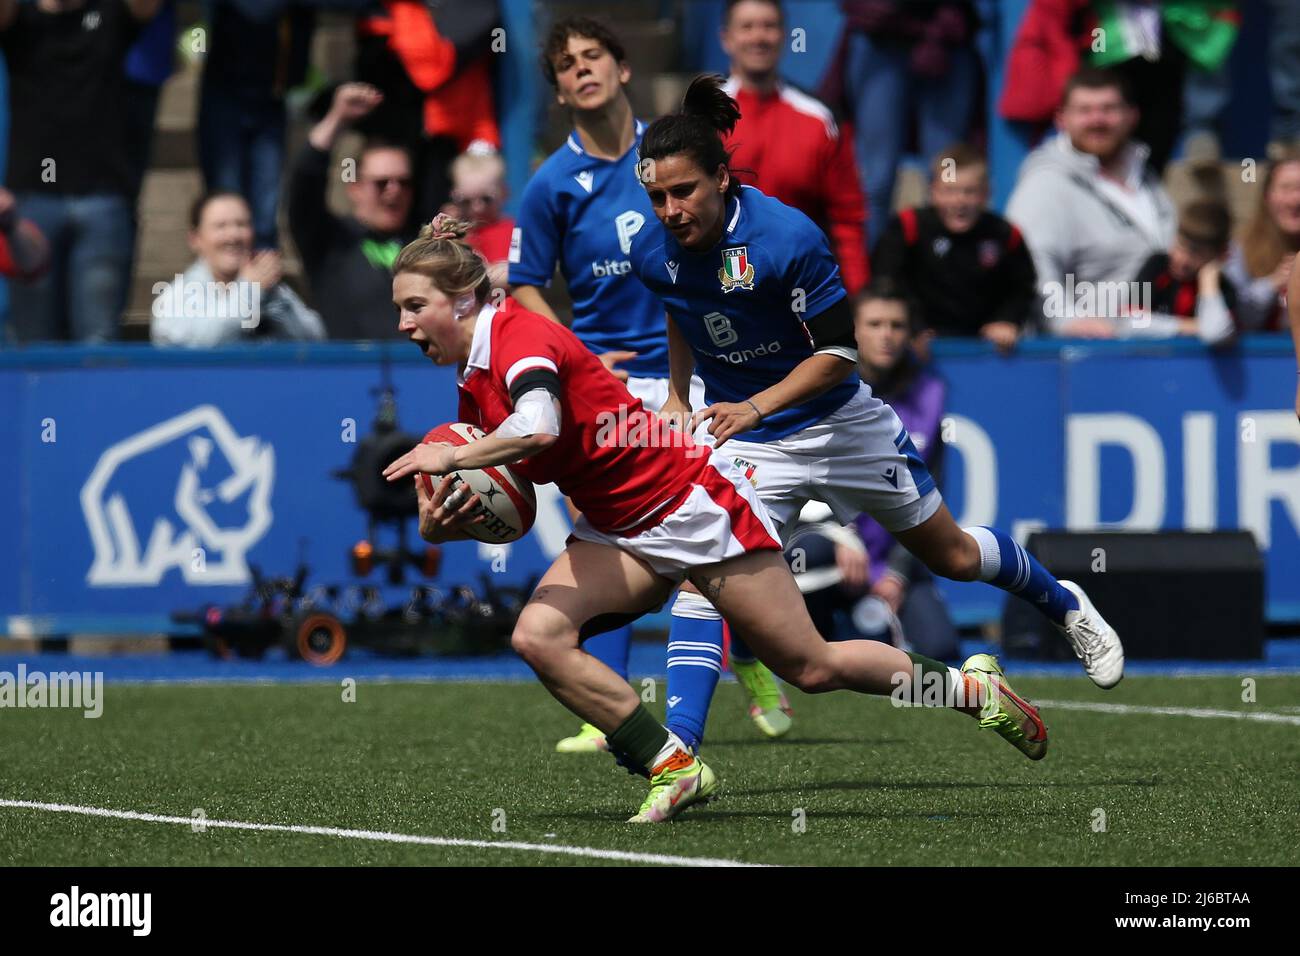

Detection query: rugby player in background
xmin=629 ymin=77 xmax=1124 ymax=741
xmin=509 ymin=17 xmax=791 ymax=751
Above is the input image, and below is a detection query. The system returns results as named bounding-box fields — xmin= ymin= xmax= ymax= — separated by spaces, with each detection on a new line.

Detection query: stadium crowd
xmin=1 ymin=0 xmax=1296 ymax=659
xmin=0 ymin=1 xmax=1297 ymax=349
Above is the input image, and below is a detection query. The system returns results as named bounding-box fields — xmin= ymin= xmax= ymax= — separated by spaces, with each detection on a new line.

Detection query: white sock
xmin=651 ymin=731 xmax=688 ymax=767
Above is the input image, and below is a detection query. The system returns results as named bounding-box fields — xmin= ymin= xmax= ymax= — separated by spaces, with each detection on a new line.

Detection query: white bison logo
xmin=81 ymin=405 xmax=274 ymax=586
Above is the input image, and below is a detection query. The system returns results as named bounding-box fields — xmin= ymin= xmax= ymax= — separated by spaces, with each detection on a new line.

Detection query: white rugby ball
xmin=420 ymin=422 xmax=536 ymax=543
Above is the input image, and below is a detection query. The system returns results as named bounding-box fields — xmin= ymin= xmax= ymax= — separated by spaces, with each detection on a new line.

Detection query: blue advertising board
xmin=1 ymin=337 xmax=1296 ymax=634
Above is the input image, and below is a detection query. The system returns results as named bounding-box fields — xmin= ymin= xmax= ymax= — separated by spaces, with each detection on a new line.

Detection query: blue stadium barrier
xmin=2 ymin=335 xmax=1296 ymax=636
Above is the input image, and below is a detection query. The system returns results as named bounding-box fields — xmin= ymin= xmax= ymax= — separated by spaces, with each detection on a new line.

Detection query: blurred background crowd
xmin=0 ymin=0 xmax=1296 ymax=352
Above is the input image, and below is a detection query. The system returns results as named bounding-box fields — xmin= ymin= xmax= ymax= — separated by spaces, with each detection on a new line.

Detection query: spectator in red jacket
xmin=354 ymin=0 xmax=501 ymax=224
xmin=719 ymin=0 xmax=870 ymax=294
xmin=0 ymin=187 xmax=50 ymax=284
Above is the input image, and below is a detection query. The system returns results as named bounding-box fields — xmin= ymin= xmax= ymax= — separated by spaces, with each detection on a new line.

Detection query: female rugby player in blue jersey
xmin=509 ymin=19 xmax=788 ymax=752
xmin=629 ymin=76 xmax=1125 ymax=734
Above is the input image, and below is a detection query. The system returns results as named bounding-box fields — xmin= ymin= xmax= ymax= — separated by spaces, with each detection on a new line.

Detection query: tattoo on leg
xmin=528 ymin=586 xmax=556 ymax=605
xmin=697 ymin=575 xmax=726 ymax=604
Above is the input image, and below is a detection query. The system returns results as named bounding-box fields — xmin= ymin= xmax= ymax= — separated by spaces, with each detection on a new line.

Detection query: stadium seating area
xmin=1 ymin=1 xmax=1297 ymax=340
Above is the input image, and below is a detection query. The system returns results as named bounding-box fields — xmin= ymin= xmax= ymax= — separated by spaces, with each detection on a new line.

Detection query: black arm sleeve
xmin=805 ymin=297 xmax=857 ymax=351
xmin=508 ymin=368 xmax=562 ymax=403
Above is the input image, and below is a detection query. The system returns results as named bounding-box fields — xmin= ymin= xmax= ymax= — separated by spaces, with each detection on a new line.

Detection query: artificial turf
xmin=2 ymin=675 xmax=1297 ymax=866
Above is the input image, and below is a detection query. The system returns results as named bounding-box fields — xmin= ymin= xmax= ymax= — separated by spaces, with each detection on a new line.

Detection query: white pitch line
xmin=0 ymin=799 xmax=768 ymax=868
xmin=1036 ymin=699 xmax=1300 ymax=725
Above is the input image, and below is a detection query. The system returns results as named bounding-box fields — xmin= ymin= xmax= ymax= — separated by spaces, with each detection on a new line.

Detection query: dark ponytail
xmin=640 ymin=74 xmax=743 ymax=199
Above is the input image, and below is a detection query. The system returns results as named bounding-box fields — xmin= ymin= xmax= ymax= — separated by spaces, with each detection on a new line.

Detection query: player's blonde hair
xmin=392 ymin=213 xmax=491 ymax=304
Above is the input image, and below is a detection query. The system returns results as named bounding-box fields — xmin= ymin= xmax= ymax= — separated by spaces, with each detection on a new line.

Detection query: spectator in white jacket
xmin=152 ymin=192 xmax=324 ymax=347
xmin=1006 ymin=68 xmax=1176 ymax=338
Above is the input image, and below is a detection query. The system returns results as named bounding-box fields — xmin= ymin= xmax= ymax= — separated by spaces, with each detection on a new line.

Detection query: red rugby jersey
xmin=722 ymin=77 xmax=869 ymax=294
xmin=456 ymin=297 xmax=705 ymax=533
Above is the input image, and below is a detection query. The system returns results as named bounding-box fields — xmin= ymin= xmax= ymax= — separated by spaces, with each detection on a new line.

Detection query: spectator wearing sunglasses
xmin=442 ymin=148 xmax=512 ymax=291
xmin=287 ymin=81 xmax=416 ymax=339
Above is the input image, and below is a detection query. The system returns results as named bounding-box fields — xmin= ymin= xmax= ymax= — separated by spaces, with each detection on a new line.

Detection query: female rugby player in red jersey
xmin=383 ymin=215 xmax=1048 ymax=823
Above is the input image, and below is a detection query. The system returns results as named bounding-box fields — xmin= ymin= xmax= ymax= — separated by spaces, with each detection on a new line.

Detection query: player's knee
xmin=510 ymin=609 xmax=574 ymax=669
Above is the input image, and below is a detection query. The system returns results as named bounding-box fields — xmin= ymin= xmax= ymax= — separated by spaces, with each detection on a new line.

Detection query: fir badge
xmin=719 ymin=246 xmax=756 ymax=292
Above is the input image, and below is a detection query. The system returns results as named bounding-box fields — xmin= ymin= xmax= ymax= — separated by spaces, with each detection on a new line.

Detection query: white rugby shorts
xmin=723 ymin=384 xmax=943 ymax=544
xmin=569 ymin=450 xmax=781 ymax=583
xmin=625 ymin=373 xmax=712 ymax=445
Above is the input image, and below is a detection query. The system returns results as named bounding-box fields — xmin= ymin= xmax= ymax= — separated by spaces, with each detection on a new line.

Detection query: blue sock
xmin=584 ymin=624 xmax=632 ymax=682
xmin=964 ymin=526 xmax=1079 ymax=626
xmin=663 ymin=592 xmax=724 ymax=751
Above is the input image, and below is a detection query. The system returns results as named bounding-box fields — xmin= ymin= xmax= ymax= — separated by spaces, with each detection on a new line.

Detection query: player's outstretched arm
xmin=449 ymin=431 xmax=558 ymax=470
xmin=748 ymin=351 xmax=857 ymax=415
xmin=383 ymin=431 xmax=557 ymax=485
xmin=693 ymin=352 xmax=856 ymax=445
xmin=665 ymin=313 xmax=696 ymax=404
xmin=750 ymin=294 xmax=862 ymax=414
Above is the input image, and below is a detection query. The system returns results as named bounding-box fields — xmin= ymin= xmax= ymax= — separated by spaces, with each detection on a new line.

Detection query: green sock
xmin=905 ymin=651 xmax=956 ymax=706
xmin=605 ymin=705 xmax=670 ymax=771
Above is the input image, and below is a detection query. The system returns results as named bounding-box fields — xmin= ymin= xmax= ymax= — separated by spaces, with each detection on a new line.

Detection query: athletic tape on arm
xmin=495 ymin=387 xmax=562 ymax=439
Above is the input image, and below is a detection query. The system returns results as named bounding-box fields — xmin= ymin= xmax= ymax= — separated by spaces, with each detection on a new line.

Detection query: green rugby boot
xmin=731 ymin=657 xmax=793 ymax=739
xmin=628 ymin=747 xmax=719 ymax=823
xmin=555 ymin=722 xmax=608 ymax=754
xmin=961 ymin=653 xmax=1048 ymax=761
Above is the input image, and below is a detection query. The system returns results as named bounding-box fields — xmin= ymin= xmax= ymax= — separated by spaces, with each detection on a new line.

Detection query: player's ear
xmin=716 ymin=163 xmax=730 ymax=196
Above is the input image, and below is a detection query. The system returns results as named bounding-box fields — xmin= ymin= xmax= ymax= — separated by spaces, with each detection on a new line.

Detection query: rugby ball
xmin=419 ymin=423 xmax=536 ymax=544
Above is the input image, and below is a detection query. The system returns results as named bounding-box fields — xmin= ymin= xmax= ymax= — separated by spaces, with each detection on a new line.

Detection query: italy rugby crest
xmin=719 ymin=246 xmax=755 ymax=292
xmin=732 ymin=457 xmax=759 ymax=488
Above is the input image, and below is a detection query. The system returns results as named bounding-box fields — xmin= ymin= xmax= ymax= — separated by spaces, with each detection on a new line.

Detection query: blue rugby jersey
xmin=508 ymin=121 xmax=668 ymax=378
xmin=628 ymin=185 xmax=859 ymax=441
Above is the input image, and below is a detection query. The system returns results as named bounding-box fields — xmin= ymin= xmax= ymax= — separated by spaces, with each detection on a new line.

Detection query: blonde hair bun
xmin=419 ymin=213 xmax=473 ymax=242
xmin=394 ymin=213 xmax=491 ymax=303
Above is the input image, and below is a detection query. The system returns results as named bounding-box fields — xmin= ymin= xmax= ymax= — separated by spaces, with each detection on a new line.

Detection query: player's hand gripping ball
xmin=416 ymin=423 xmax=537 ymax=544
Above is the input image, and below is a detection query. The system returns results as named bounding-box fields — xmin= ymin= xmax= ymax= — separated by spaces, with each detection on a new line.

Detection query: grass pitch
xmin=2 ymin=675 xmax=1297 ymax=866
